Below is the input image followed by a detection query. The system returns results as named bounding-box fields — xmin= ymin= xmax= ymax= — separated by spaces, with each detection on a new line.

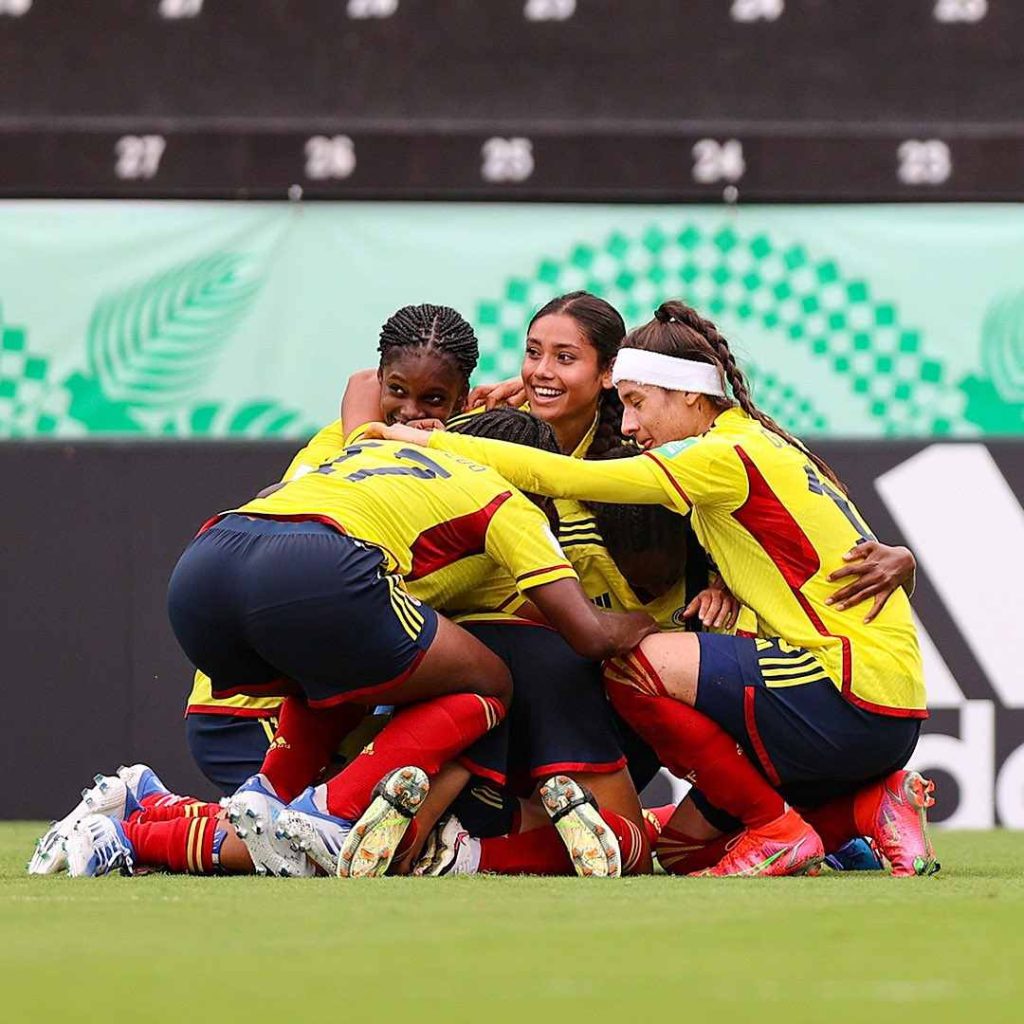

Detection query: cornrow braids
xmin=631 ymin=300 xmax=846 ymax=492
xmin=378 ymin=303 xmax=479 ymax=384
xmin=447 ymin=407 xmax=559 ymax=453
xmin=448 ymin=409 xmax=561 ymax=532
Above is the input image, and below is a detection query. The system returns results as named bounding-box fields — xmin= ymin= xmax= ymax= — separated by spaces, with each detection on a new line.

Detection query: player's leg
xmin=312 ymin=616 xmax=512 ymax=877
xmin=642 ymin=632 xmax=933 ymax=876
xmin=605 ymin=633 xmax=822 ymax=877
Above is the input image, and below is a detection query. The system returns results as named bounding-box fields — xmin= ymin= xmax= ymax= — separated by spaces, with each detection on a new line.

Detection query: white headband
xmin=612 ymin=349 xmax=726 ymax=397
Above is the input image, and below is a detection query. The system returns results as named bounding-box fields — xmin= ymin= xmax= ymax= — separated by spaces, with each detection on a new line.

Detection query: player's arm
xmin=340 ymin=367 xmax=382 ymax=438
xmin=825 ymin=541 xmax=917 ymax=623
xmin=525 ymin=578 xmax=659 ymax=661
xmin=484 ymin=493 xmax=657 ymax=659
xmin=361 ymin=422 xmax=672 ymax=505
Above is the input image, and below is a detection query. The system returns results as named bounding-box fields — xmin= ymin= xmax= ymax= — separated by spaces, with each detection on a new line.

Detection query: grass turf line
xmin=2 ymin=823 xmax=1022 ymax=1024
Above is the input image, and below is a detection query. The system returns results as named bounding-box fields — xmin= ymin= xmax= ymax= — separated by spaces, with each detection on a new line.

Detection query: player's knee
xmin=473 ymin=657 xmax=513 ymax=710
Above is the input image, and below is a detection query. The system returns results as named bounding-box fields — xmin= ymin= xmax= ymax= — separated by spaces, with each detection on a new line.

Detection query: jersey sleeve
xmin=281 ymin=420 xmax=346 ymax=482
xmin=428 ymin=431 xmax=671 ymax=506
xmin=483 ymin=493 xmax=579 ymax=593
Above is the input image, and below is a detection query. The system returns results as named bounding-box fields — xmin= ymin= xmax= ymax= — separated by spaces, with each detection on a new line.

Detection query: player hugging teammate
xmin=30 ymin=297 xmax=935 ymax=881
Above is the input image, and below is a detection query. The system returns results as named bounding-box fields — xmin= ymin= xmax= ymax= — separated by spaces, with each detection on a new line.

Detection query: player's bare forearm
xmin=526 ymin=578 xmax=658 ymax=661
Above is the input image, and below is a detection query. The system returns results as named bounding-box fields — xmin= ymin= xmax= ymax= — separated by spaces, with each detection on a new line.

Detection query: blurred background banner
xmin=1 ymin=200 xmax=1023 ymax=441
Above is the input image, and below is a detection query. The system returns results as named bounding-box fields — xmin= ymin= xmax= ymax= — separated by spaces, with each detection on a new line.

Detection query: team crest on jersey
xmin=653 ymin=438 xmax=699 ymax=459
xmin=671 ymin=607 xmax=689 ymax=628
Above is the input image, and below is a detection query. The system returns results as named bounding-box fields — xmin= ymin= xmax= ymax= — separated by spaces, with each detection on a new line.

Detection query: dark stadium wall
xmin=2 ymin=440 xmax=1022 ymax=824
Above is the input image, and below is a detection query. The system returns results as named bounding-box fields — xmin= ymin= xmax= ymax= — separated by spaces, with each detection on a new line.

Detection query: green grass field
xmin=2 ymin=825 xmax=1021 ymax=1024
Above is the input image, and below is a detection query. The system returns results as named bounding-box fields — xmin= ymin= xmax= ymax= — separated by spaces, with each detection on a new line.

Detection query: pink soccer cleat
xmin=693 ymin=808 xmax=824 ymax=878
xmin=862 ymin=770 xmax=938 ymax=877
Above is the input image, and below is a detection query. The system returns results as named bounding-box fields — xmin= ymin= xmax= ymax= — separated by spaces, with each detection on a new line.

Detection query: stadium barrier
xmin=1 ymin=439 xmax=1020 ymax=824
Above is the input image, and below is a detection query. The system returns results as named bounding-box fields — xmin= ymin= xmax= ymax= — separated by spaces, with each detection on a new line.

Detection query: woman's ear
xmin=600 ymin=364 xmax=614 ymax=389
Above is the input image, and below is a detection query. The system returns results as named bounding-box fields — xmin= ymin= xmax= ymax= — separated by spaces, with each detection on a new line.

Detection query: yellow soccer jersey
xmin=427 ymin=408 xmax=926 ymax=717
xmin=228 ymin=438 xmax=576 ymax=598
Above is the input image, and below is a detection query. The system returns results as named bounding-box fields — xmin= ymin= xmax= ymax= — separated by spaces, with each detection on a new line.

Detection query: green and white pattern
xmin=0 ymin=201 xmax=1020 ymax=439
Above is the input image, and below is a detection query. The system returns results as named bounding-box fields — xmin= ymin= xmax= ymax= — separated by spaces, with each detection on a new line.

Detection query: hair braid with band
xmin=634 ymin=300 xmax=844 ymax=490
xmin=378 ymin=303 xmax=479 ymax=384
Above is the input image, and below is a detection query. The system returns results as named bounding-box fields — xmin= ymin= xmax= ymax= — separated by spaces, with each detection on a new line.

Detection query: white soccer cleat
xmin=66 ymin=815 xmax=135 ymax=878
xmin=412 ymin=815 xmax=480 ymax=877
xmin=337 ymin=766 xmax=429 ymax=878
xmin=225 ymin=790 xmax=314 ymax=878
xmin=275 ymin=788 xmax=351 ymax=876
xmin=540 ymin=775 xmax=621 ymax=878
xmin=28 ymin=771 xmax=130 ymax=875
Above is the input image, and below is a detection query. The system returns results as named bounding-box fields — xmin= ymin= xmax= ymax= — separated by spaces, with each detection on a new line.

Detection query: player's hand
xmin=825 ymin=541 xmax=917 ymax=623
xmin=465 ymin=377 xmax=527 ymax=411
xmin=405 ymin=418 xmax=447 ymax=432
xmin=682 ymin=579 xmax=739 ymax=630
xmin=358 ymin=421 xmax=434 ymax=446
xmin=604 ymin=610 xmax=660 ymax=656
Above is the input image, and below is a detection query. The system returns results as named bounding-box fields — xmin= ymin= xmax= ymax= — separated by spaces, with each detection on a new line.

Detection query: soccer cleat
xmin=275 ymin=788 xmax=352 ymax=876
xmin=337 ymin=766 xmax=429 ymax=878
xmin=28 ymin=771 xmax=131 ymax=875
xmin=863 ymin=770 xmax=938 ymax=877
xmin=225 ymin=789 xmax=314 ymax=877
xmin=412 ymin=815 xmax=480 ymax=877
xmin=539 ymin=774 xmax=620 ymax=878
xmin=693 ymin=808 xmax=824 ymax=878
xmin=117 ymin=763 xmax=170 ymax=807
xmin=823 ymin=836 xmax=883 ymax=872
xmin=66 ymin=815 xmax=136 ymax=878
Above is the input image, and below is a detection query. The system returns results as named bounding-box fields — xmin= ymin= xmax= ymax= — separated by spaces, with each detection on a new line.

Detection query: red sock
xmin=803 ymin=782 xmax=886 ymax=851
xmin=323 ymin=694 xmax=505 ymax=821
xmin=607 ymin=679 xmax=785 ymax=828
xmin=598 ymin=808 xmax=649 ymax=875
xmin=479 ymin=810 xmax=648 ymax=876
xmin=260 ymin=697 xmax=366 ymax=803
xmin=122 ymin=817 xmax=220 ymax=874
xmin=479 ymin=825 xmax=572 ymax=875
xmin=655 ymin=825 xmax=739 ymax=875
xmin=132 ymin=798 xmax=219 ymax=823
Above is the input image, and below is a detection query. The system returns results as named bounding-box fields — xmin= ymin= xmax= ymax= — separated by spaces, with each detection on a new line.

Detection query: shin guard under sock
xmin=259 ymin=697 xmax=366 ymax=803
xmin=607 ymin=680 xmax=784 ymax=829
xmin=323 ymin=694 xmax=505 ymax=821
xmin=122 ymin=817 xmax=221 ymax=874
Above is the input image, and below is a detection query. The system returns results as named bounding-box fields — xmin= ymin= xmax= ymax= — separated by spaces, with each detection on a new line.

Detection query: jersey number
xmin=317 ymin=445 xmax=452 ymax=482
xmin=803 ymin=464 xmax=874 ymax=543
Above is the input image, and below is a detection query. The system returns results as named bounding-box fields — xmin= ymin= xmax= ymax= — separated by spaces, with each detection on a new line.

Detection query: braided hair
xmin=528 ymin=291 xmax=626 ymax=458
xmin=447 ymin=407 xmax=559 ymax=453
xmin=624 ymin=300 xmax=844 ymax=490
xmin=378 ymin=303 xmax=479 ymax=384
xmin=449 ymin=409 xmax=561 ymax=531
xmin=583 ymin=445 xmax=710 ymax=615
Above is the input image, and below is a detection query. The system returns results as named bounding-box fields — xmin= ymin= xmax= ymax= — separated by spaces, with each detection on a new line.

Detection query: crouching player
xmin=63 ymin=430 xmax=655 ymax=878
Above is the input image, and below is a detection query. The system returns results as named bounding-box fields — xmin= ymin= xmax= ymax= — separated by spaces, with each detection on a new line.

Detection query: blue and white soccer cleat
xmin=226 ymin=783 xmax=314 ymax=878
xmin=337 ymin=766 xmax=429 ymax=878
xmin=66 ymin=815 xmax=136 ymax=878
xmin=275 ymin=788 xmax=353 ymax=876
xmin=824 ymin=837 xmax=884 ymax=872
xmin=28 ymin=762 xmax=170 ymax=876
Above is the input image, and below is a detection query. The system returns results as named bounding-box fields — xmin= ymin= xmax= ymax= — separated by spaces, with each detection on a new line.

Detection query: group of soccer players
xmin=30 ymin=291 xmax=938 ymax=881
